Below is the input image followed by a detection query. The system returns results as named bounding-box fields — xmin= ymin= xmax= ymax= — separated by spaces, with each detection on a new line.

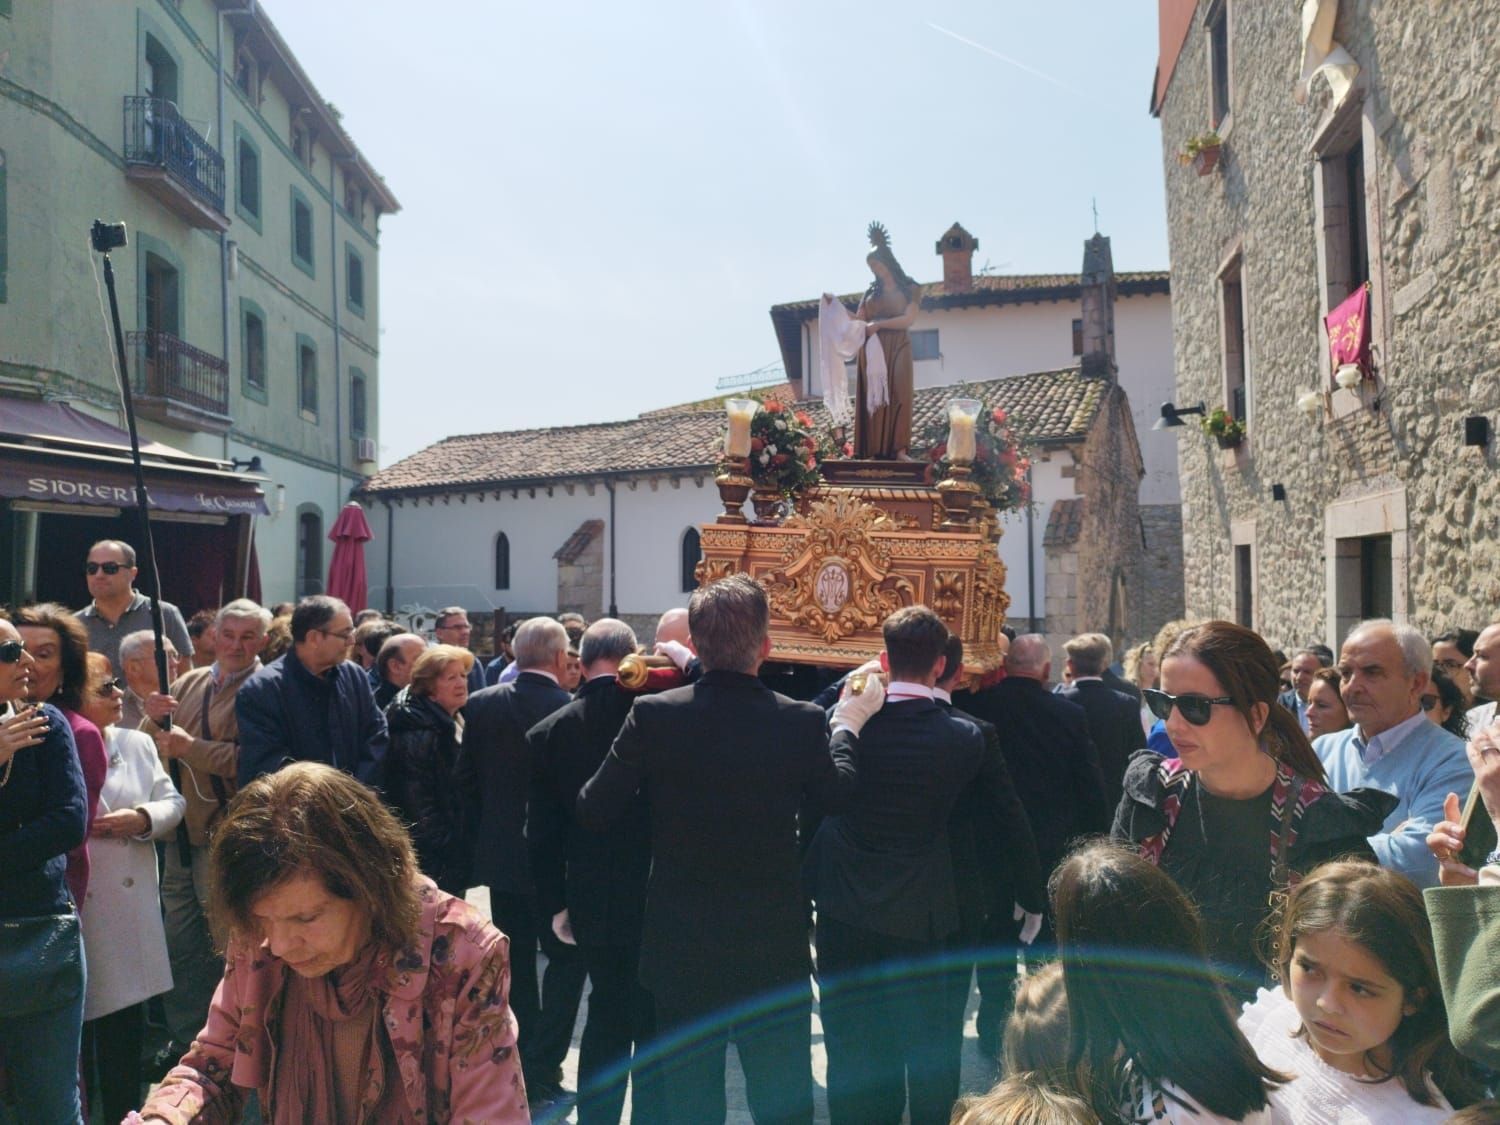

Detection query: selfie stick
xmin=91 ymin=221 xmax=173 ymax=731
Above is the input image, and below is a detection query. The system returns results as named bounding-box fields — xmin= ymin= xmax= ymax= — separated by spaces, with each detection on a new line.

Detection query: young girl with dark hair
xmin=1240 ymin=860 xmax=1484 ymax=1120
xmin=1052 ymin=842 xmax=1286 ymax=1123
xmin=1113 ymin=620 xmax=1394 ymax=996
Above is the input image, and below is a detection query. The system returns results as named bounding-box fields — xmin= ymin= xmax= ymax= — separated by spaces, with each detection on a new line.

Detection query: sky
xmin=267 ymin=1 xmax=1170 ymax=465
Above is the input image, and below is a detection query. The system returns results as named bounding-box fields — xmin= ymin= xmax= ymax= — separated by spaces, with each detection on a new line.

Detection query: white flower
xmin=759 ymin=451 xmax=771 ymax=465
xmin=775 ymin=420 xmax=788 ymax=431
xmin=766 ymin=444 xmax=778 ymax=455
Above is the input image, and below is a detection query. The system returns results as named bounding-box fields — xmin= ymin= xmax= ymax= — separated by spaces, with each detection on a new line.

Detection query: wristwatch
xmin=1485 ymin=847 xmax=1500 ymax=869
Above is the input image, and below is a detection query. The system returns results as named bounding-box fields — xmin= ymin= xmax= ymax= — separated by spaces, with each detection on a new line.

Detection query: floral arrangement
xmin=747 ymin=400 xmax=825 ymax=493
xmin=1177 ymin=131 xmax=1222 ymax=163
xmin=912 ymin=394 xmax=1033 ymax=513
xmin=1200 ymin=407 xmax=1246 ymax=443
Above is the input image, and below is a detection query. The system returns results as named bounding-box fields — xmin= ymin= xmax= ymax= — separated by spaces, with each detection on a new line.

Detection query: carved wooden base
xmin=696 ymin=483 xmax=1009 ymax=685
xmin=819 ymin=459 xmax=935 ymax=487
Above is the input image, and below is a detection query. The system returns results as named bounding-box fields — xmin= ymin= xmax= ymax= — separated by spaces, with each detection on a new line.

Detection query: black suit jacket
xmin=456 ymin=671 xmax=573 ymax=896
xmin=576 ymin=670 xmax=859 ymax=1010
xmin=528 ymin=676 xmax=650 ymax=948
xmin=806 ymin=698 xmax=1029 ymax=944
xmin=959 ymin=676 xmax=1110 ymax=876
xmin=1057 ymin=679 xmax=1146 ymax=814
xmin=1103 ymin=666 xmax=1143 ymax=703
xmin=944 ymin=700 xmax=1047 ymax=932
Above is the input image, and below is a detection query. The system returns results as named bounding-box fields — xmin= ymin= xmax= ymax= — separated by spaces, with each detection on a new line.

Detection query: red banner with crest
xmin=1324 ymin=283 xmax=1370 ymax=385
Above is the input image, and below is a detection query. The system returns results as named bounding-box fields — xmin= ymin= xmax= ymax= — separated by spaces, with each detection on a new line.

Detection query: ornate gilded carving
xmin=763 ymin=494 xmax=916 ymax=642
xmin=693 ymin=558 xmax=737 ymax=586
xmin=933 ymin=570 xmax=965 ymax=622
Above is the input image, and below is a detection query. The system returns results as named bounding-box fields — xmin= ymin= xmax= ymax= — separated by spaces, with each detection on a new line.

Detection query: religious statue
xmin=821 ymin=223 xmax=923 ymax=460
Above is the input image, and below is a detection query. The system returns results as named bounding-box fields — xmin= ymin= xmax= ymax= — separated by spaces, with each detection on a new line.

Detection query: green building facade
xmin=0 ymin=0 xmax=397 ymax=609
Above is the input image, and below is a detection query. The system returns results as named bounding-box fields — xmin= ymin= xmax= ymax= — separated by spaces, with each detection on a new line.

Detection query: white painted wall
xmin=364 ymin=475 xmax=724 ymax=620
xmin=230 ymin=444 xmax=352 ymax=606
xmin=801 ymin=291 xmax=1178 ymax=504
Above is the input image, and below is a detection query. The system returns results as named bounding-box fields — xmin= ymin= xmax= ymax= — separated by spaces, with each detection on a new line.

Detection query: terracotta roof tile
xmin=359 ymin=368 xmax=1105 ymax=496
xmin=769 ymin=270 xmax=1170 ymax=318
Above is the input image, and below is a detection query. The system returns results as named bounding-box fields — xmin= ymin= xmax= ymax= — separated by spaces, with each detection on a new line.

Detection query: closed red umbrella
xmin=326 ymin=502 xmax=372 ymax=612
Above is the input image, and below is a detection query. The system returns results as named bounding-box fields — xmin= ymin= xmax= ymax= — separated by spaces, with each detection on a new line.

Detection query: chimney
xmin=935 ymin=222 xmax=978 ymax=294
xmin=1079 ymin=232 xmax=1117 ymax=377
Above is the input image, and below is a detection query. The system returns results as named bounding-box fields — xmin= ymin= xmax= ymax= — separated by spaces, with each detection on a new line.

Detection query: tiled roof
xmin=358 ymin=368 xmax=1106 ymax=497
xmin=1043 ymin=498 xmax=1084 ymax=548
xmin=554 ymin=519 xmax=604 ymax=562
xmin=769 ymin=270 xmax=1170 ymax=318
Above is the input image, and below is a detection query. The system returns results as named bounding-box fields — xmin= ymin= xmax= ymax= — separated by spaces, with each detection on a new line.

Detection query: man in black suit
xmin=577 ymin=575 xmax=876 ymax=1125
xmin=937 ymin=635 xmax=1045 ymax=1103
xmin=1058 ymin=632 xmax=1146 ymax=812
xmin=529 ymin=618 xmax=662 ymax=1125
xmin=958 ymin=633 xmax=1109 ymax=1050
xmin=455 ymin=616 xmax=575 ymax=1097
xmin=1278 ymin=646 xmax=1329 ymax=735
xmin=807 ymin=607 xmax=1026 ymax=1125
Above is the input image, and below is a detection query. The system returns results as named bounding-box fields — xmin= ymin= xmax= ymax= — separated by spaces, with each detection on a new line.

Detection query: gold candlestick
xmin=714 ymin=456 xmax=754 ymax=524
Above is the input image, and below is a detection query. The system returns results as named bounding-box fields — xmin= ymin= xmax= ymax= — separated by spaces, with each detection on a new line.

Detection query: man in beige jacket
xmin=142 ymin=598 xmax=269 ymax=1053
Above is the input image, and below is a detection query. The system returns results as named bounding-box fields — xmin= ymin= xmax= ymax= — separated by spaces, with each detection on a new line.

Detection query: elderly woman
xmin=75 ymin=651 xmax=184 ymax=1122
xmin=384 ymin=644 xmax=473 ymax=895
xmin=0 ymin=612 xmax=89 ymax=1124
xmin=132 ymin=762 xmax=527 ymax=1124
xmin=16 ymin=602 xmax=108 ymax=907
xmin=1114 ymin=620 xmax=1394 ymax=998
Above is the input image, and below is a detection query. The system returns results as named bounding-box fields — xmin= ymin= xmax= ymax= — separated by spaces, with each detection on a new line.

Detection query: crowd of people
xmin=3 ymin=538 xmax=1500 ymax=1123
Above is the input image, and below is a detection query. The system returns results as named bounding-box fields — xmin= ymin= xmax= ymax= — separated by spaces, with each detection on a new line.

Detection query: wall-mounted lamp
xmin=1271 ymin=483 xmax=1287 ymax=502
xmin=1296 ymin=390 xmax=1322 ymax=419
xmin=1334 ymin=363 xmax=1363 ymax=391
xmin=230 ymin=455 xmax=263 ymax=473
xmin=1465 ymin=416 xmax=1490 ymax=448
xmin=1152 ymin=400 xmax=1206 ymax=430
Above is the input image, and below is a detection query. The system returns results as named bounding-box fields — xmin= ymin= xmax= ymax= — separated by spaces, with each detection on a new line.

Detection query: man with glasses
xmin=433 ymin=607 xmax=486 ymax=695
xmin=140 ymin=599 xmax=270 ymax=1058
xmin=76 ymin=539 xmax=192 ymax=678
xmin=235 ymin=595 xmax=387 ymax=788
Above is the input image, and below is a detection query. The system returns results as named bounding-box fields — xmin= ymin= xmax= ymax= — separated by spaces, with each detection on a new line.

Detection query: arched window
xmin=680 ymin=527 xmax=701 ymax=593
xmin=494 ymin=532 xmax=510 ymax=590
xmin=296 ymin=505 xmax=323 ymax=597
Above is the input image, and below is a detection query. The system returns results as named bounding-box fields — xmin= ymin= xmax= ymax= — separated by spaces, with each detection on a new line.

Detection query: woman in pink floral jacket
xmin=130 ymin=762 xmax=529 ymax=1125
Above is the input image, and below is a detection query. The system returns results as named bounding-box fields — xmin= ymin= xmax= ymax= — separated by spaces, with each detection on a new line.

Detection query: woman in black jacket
xmin=0 ymin=611 xmax=89 ymax=1123
xmin=384 ymin=644 xmax=473 ymax=894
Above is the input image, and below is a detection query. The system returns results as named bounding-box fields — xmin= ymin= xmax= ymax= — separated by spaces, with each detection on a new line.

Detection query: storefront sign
xmin=0 ymin=459 xmax=268 ymax=516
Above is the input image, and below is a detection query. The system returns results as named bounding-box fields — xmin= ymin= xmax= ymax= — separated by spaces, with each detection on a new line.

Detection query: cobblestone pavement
xmin=467 ymin=888 xmax=1003 ymax=1124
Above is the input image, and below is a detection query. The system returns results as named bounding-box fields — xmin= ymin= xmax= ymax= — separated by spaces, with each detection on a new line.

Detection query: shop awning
xmin=0 ymin=398 xmax=268 ymax=515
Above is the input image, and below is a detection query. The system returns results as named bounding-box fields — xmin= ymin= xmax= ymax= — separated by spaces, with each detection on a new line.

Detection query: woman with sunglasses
xmin=1113 ymin=620 xmax=1393 ymax=999
xmin=76 ymin=652 xmax=184 ymax=1123
xmin=0 ymin=612 xmax=90 ymax=1123
xmin=15 ymin=603 xmax=109 ymax=909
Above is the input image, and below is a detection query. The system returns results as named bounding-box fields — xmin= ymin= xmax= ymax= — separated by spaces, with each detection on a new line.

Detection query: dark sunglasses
xmin=85 ymin=561 xmax=127 ymax=575
xmin=1420 ymin=695 xmax=1439 ymax=712
xmin=1144 ymin=687 xmax=1235 ymax=727
xmin=95 ymin=678 xmax=126 ymax=697
xmin=0 ymin=640 xmax=24 ymax=664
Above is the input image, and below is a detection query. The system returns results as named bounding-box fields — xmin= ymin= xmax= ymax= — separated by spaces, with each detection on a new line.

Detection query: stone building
xmin=0 ymin=1 xmax=397 ymax=610
xmin=1152 ymin=0 xmax=1500 ymax=646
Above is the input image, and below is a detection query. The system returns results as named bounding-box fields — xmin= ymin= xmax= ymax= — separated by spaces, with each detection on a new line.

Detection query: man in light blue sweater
xmin=1315 ymin=619 xmax=1474 ymax=889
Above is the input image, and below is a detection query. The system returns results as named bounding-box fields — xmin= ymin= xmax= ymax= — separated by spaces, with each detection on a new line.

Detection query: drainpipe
xmin=1026 ymin=463 xmax=1038 ymax=634
xmin=606 ymin=480 xmax=618 ymax=617
xmin=328 ymin=159 xmax=344 ymax=511
xmin=215 ymin=8 xmax=230 ymax=462
xmin=385 ymin=500 xmax=395 ymax=613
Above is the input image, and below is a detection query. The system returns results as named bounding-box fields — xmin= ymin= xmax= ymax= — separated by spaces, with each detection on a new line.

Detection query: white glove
xmin=654 ymin=640 xmax=694 ymax=671
xmin=1013 ymin=903 xmax=1043 ymax=946
xmin=551 ymin=909 xmax=577 ymax=946
xmin=831 ymin=673 xmax=885 ymax=736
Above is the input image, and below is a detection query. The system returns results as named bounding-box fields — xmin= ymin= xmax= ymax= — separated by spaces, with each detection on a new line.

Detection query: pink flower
xmin=991 ymin=407 xmax=1007 ymax=424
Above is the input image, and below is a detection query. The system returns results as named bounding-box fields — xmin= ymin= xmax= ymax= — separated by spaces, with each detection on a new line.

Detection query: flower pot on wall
xmin=1214 ymin=431 xmax=1243 ymax=450
xmin=1193 ymin=144 xmax=1221 ymax=176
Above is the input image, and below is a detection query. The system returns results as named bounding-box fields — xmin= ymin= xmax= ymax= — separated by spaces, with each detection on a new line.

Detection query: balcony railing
xmin=128 ymin=330 xmax=231 ymax=431
xmin=122 ymin=97 xmax=227 ymax=225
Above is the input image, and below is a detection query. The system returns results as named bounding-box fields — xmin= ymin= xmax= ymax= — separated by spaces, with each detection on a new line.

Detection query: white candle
xmin=725 ymin=398 xmax=756 ymax=459
xmin=948 ymin=410 xmax=977 ymax=462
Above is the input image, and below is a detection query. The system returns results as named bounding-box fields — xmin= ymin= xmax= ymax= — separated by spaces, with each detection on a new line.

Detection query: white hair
xmin=1345 ymin=619 xmax=1432 ymax=678
xmin=513 ymin=617 xmax=568 ymax=669
xmin=119 ymin=628 xmax=175 ymax=664
xmin=1007 ymin=634 xmax=1051 ymax=676
xmin=215 ymin=598 xmax=272 ymax=632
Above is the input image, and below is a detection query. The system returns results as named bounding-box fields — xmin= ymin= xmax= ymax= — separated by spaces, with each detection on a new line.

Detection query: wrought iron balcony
xmin=122 ymin=97 xmax=229 ymax=231
xmin=128 ymin=330 xmax=232 ymax=433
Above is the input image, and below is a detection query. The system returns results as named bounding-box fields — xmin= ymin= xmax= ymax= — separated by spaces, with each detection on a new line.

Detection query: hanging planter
xmin=1179 ymin=131 xmax=1223 ymax=177
xmin=1200 ymin=406 xmax=1246 ymax=449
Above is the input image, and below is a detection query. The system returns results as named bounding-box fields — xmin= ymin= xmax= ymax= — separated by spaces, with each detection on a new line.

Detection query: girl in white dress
xmin=1241 ymin=860 xmax=1485 ymax=1122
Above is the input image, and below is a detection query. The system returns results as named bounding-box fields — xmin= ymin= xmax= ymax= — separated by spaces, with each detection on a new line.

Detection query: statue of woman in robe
xmin=854 ymin=223 xmax=922 ymax=459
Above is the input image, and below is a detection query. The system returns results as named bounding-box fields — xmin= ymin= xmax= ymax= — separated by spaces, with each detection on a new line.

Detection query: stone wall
xmin=1074 ymin=385 xmax=1149 ymax=651
xmin=1158 ymin=0 xmax=1500 ymax=650
xmin=1139 ymin=503 xmax=1186 ymax=641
